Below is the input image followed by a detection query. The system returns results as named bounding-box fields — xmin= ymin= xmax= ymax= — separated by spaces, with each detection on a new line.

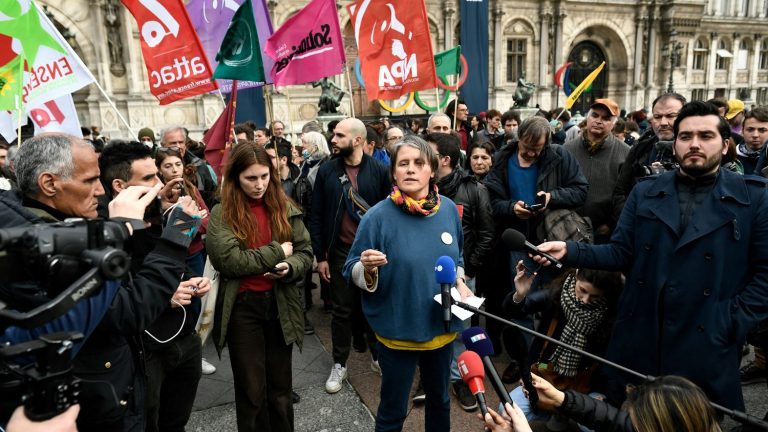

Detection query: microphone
xmin=457 ymin=350 xmax=489 ymax=416
xmin=462 ymin=327 xmax=523 ymax=409
xmin=502 ymin=229 xmax=563 ymax=269
xmin=435 ymin=256 xmax=455 ymax=332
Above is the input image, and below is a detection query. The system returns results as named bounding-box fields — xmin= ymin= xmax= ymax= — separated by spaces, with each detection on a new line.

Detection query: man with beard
xmin=612 ymin=93 xmax=686 ymax=219
xmin=308 ymin=118 xmax=390 ymax=394
xmin=533 ymin=101 xmax=768 ymax=411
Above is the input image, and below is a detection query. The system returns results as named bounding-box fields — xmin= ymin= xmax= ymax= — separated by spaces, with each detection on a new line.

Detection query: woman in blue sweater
xmin=343 ymin=135 xmax=474 ymax=432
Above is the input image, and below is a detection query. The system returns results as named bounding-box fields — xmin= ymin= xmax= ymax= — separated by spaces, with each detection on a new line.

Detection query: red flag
xmin=121 ymin=0 xmax=218 ymax=104
xmin=347 ymin=0 xmax=438 ymax=101
xmin=204 ymin=81 xmax=238 ymax=178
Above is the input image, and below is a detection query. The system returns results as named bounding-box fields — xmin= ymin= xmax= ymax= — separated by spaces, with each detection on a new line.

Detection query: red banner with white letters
xmin=347 ymin=0 xmax=438 ymax=101
xmin=121 ymin=0 xmax=217 ymax=104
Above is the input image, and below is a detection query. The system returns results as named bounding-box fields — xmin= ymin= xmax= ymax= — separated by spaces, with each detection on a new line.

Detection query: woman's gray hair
xmin=517 ymin=116 xmax=552 ymax=145
xmin=389 ymin=135 xmax=438 ymax=180
xmin=14 ymin=134 xmax=81 ymax=196
xmin=301 ymin=131 xmax=330 ymax=158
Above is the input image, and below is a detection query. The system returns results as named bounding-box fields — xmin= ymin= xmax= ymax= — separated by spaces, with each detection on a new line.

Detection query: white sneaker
xmin=371 ymin=359 xmax=381 ymax=376
xmin=325 ymin=363 xmax=347 ymax=393
xmin=201 ymin=358 xmax=217 ymax=375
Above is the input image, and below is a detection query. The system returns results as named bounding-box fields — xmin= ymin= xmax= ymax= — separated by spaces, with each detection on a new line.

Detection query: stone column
xmin=707 ymin=33 xmax=719 ymax=99
xmin=537 ymin=4 xmax=552 ymax=108
xmin=644 ymin=5 xmax=659 ymax=104
xmin=633 ymin=6 xmax=647 ymax=108
xmin=553 ymin=2 xmax=566 ymax=108
xmin=729 ymin=34 xmax=740 ymax=97
xmin=444 ymin=2 xmax=456 ymax=51
xmin=493 ymin=3 xmax=505 ymax=89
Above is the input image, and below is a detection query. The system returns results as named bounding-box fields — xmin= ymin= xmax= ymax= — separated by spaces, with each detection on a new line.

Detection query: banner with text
xmin=265 ymin=0 xmax=345 ymax=86
xmin=0 ymin=2 xmax=94 ymax=107
xmin=459 ymin=0 xmax=488 ymax=112
xmin=186 ymin=0 xmax=274 ymax=93
xmin=347 ymin=0 xmax=438 ymax=101
xmin=121 ymin=0 xmax=218 ymax=104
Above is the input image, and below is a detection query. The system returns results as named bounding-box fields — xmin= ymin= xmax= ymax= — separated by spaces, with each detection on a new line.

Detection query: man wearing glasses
xmin=612 ymin=93 xmax=686 ymax=219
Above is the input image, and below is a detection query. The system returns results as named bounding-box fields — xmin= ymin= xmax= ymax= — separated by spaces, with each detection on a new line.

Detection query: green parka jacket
xmin=206 ymin=202 xmax=312 ymax=356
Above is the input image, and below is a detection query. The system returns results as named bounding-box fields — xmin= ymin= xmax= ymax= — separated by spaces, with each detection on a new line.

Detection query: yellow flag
xmin=564 ymin=61 xmax=605 ymax=110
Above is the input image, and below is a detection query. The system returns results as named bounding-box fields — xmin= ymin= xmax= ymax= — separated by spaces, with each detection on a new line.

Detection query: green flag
xmin=0 ymin=55 xmax=24 ymax=111
xmin=213 ymin=0 xmax=266 ymax=82
xmin=434 ymin=46 xmax=461 ymax=78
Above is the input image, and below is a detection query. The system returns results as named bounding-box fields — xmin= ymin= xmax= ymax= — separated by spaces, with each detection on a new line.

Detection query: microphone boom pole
xmin=452 ymin=300 xmax=768 ymax=431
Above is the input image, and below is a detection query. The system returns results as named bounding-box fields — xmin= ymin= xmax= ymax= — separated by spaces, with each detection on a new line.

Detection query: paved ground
xmin=188 ymin=282 xmax=768 ymax=431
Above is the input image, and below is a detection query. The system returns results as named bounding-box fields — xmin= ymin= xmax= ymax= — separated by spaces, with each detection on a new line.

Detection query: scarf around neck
xmin=389 ymin=184 xmax=441 ymax=216
xmin=550 ymin=274 xmax=608 ymax=377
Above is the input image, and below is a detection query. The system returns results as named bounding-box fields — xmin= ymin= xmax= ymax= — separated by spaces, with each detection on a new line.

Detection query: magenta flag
xmin=186 ymin=0 xmax=275 ymax=91
xmin=265 ymin=0 xmax=346 ymax=86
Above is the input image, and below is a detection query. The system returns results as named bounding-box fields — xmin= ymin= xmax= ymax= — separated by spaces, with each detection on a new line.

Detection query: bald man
xmin=308 ymin=118 xmax=392 ymax=393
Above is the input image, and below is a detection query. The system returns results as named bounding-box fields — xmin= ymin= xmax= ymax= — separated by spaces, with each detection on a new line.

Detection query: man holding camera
xmin=98 ymin=140 xmax=210 ymax=432
xmin=0 ymin=133 xmax=199 ymax=431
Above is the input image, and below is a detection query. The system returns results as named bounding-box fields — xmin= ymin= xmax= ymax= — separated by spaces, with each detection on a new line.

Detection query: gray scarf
xmin=550 ymin=274 xmax=608 ymax=377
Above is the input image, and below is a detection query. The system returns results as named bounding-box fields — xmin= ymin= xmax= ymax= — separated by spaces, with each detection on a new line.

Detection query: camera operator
xmin=98 ymin=140 xmax=210 ymax=432
xmin=0 ymin=133 xmax=198 ymax=431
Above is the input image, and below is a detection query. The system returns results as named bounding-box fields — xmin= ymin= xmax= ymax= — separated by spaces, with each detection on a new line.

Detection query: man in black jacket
xmin=3 ymin=133 xmax=195 ymax=431
xmin=99 ymin=141 xmax=210 ymax=432
xmin=308 ymin=118 xmax=390 ymax=394
xmin=611 ymin=93 xmax=686 ymax=220
xmin=483 ymin=116 xmax=588 ymax=353
xmin=427 ymin=132 xmax=494 ymax=412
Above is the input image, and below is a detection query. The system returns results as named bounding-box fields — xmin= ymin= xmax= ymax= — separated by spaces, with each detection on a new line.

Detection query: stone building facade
xmin=43 ymin=0 xmax=768 ymax=139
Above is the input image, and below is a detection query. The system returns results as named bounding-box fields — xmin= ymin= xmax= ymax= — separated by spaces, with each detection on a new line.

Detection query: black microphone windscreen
xmin=501 ymin=229 xmax=527 ymax=251
xmin=462 ymin=327 xmax=495 ymax=357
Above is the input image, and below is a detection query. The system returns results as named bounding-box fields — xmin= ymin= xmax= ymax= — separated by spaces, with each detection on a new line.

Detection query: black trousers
xmin=227 ymin=291 xmax=294 ymax=432
xmin=144 ymin=331 xmax=202 ymax=432
xmin=328 ymin=243 xmax=376 ymax=365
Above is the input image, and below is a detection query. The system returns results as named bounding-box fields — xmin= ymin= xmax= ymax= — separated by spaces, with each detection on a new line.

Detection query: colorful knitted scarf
xmin=389 ymin=185 xmax=441 ymax=216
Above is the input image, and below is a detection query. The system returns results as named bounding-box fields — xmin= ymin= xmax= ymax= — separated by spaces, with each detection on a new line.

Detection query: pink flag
xmin=265 ymin=0 xmax=346 ymax=86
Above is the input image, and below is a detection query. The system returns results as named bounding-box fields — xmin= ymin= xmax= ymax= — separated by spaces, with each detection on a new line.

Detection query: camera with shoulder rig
xmin=0 ymin=218 xmax=133 ymax=422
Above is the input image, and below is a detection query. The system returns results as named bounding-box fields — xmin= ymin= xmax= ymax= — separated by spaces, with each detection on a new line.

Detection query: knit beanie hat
xmin=138 ymin=127 xmax=156 ymax=144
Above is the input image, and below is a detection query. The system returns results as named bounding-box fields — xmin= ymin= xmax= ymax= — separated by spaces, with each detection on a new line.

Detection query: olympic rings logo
xmin=354 ymin=55 xmax=469 ymax=113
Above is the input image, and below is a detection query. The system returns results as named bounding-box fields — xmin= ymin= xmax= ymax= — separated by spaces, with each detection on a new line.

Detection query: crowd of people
xmin=0 ymin=93 xmax=767 ymax=432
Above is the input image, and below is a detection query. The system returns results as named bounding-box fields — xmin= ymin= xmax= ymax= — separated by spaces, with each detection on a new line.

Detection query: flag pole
xmin=16 ymin=55 xmax=24 ymax=145
xmin=264 ymin=85 xmax=275 ymax=125
xmin=215 ymin=86 xmax=238 ymax=145
xmin=434 ymin=87 xmax=440 ymax=113
xmin=285 ymin=88 xmax=296 ymax=143
xmin=344 ymin=64 xmax=356 ymax=118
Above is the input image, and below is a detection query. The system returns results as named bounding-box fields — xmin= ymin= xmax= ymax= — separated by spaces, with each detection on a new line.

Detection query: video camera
xmin=0 ymin=218 xmax=132 ymax=421
xmin=639 ymin=140 xmax=679 ymax=176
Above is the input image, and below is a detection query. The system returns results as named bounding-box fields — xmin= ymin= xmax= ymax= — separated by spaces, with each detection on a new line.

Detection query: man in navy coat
xmin=535 ymin=101 xmax=768 ymax=410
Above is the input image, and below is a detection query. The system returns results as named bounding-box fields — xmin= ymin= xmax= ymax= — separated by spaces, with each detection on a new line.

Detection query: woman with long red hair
xmin=206 ymin=142 xmax=312 ymax=431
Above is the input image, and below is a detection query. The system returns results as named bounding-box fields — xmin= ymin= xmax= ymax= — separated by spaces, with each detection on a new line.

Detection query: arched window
xmin=716 ymin=39 xmax=732 ymax=70
xmin=760 ymin=38 xmax=768 ymax=69
xmin=736 ymin=39 xmax=751 ymax=69
xmin=693 ymin=38 xmax=709 ymax=70
xmin=503 ymin=20 xmax=534 ymax=83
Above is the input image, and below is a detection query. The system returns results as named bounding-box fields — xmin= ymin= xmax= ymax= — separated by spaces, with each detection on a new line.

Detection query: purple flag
xmin=186 ymin=0 xmax=274 ymax=91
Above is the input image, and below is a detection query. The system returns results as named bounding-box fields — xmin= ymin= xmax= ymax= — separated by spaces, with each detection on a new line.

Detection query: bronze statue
xmin=312 ymin=78 xmax=346 ymax=115
xmin=513 ymin=73 xmax=536 ymax=107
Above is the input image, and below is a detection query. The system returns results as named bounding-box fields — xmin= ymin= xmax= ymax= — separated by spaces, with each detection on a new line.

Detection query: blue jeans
xmin=376 ymin=342 xmax=452 ymax=432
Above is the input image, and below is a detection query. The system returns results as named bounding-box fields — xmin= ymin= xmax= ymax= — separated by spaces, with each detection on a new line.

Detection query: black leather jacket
xmin=557 ymin=390 xmax=633 ymax=432
xmin=436 ymin=169 xmax=494 ymax=277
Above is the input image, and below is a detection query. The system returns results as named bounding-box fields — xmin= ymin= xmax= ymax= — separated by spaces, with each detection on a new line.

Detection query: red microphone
xmin=457 ymin=351 xmax=489 ymax=416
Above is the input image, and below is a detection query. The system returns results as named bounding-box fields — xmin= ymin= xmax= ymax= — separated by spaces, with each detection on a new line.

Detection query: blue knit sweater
xmin=343 ymin=196 xmax=465 ymax=343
